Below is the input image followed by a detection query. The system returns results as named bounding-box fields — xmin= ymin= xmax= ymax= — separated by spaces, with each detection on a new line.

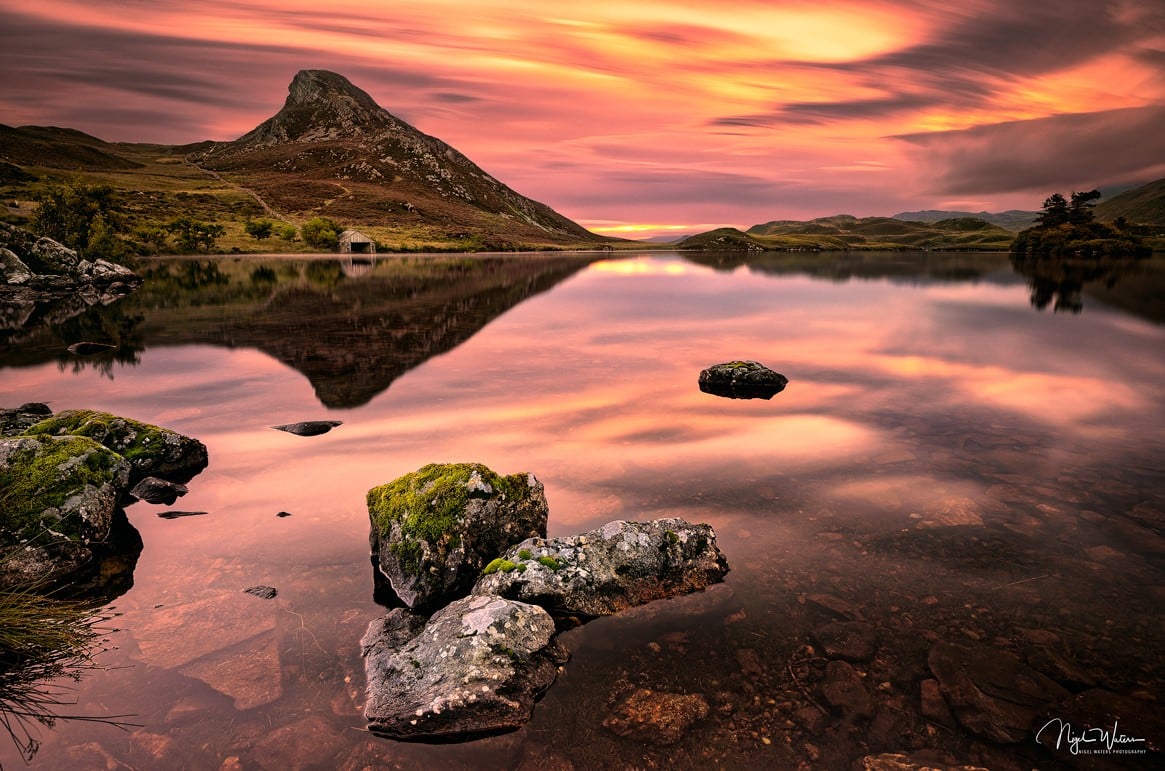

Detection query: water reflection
xmin=2 ymin=254 xmax=595 ymax=407
xmin=1009 ymin=251 xmax=1157 ymax=315
xmin=0 ymin=252 xmax=1163 ymax=769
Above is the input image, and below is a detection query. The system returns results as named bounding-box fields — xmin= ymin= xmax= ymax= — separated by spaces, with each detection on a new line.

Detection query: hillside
xmin=1094 ymin=177 xmax=1165 ymax=226
xmin=0 ymin=71 xmax=605 ymax=252
xmin=891 ymin=209 xmax=1037 ymax=231
xmin=678 ymin=215 xmax=1013 ymax=251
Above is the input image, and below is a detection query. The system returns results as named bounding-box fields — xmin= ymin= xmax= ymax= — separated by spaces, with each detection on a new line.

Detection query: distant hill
xmin=892 ymin=209 xmax=1037 ymax=231
xmin=1094 ymin=177 xmax=1165 ymax=225
xmin=0 ymin=70 xmax=604 ymax=252
xmin=678 ymin=215 xmax=1013 ymax=251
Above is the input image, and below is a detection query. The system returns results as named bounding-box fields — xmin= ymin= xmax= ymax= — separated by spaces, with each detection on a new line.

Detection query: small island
xmin=1010 ymin=190 xmax=1150 ymax=258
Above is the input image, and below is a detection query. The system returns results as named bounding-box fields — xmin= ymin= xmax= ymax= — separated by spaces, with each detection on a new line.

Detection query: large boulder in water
xmin=0 ymin=434 xmax=137 ymax=593
xmin=698 ymin=360 xmax=788 ymax=399
xmin=473 ymin=518 xmax=730 ymax=617
xmin=24 ymin=409 xmax=209 ymax=484
xmin=362 ymin=594 xmax=566 ymax=740
xmin=367 ymin=463 xmax=548 ymax=611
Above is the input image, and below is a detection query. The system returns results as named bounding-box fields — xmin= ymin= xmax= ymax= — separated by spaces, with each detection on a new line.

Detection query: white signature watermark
xmin=1036 ymin=718 xmax=1149 ymax=756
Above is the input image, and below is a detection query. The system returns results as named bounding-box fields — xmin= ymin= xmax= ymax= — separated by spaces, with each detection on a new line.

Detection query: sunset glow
xmin=2 ymin=0 xmax=1163 ymax=236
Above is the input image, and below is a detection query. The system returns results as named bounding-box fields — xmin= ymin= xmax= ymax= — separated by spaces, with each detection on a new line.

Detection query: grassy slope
xmin=0 ymin=128 xmax=609 ymax=253
xmin=1094 ymin=177 xmax=1165 ymax=226
xmin=678 ymin=216 xmax=1014 ymax=252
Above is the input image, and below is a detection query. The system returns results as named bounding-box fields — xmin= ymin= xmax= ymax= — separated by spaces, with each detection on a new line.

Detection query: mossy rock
xmin=24 ymin=409 xmax=208 ymax=483
xmin=367 ymin=463 xmax=548 ymax=611
xmin=0 ymin=435 xmax=133 ymax=590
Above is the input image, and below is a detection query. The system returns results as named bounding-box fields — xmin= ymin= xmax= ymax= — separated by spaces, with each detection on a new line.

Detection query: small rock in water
xmin=128 ymin=476 xmax=189 ymax=505
xmin=602 ymin=688 xmax=710 ymax=745
xmin=271 ymin=420 xmax=343 ymax=436
xmin=244 ymin=585 xmax=278 ymax=600
xmin=698 ymin=360 xmax=788 ymax=400
xmin=157 ymin=510 xmax=209 ymax=520
xmin=275 ymin=511 xmax=292 ymax=518
xmin=67 ymin=341 xmax=116 ymax=355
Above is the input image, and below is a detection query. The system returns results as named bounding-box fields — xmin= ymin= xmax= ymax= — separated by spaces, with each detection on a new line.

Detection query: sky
xmin=1 ymin=0 xmax=1164 ymax=238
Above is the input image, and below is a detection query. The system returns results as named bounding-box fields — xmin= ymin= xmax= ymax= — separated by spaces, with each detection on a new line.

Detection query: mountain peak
xmin=231 ymin=69 xmax=397 ymax=148
xmin=285 ymin=70 xmax=379 ymax=111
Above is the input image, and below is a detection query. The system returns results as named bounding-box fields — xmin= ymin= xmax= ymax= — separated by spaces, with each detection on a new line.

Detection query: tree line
xmin=27 ymin=180 xmax=350 ymax=263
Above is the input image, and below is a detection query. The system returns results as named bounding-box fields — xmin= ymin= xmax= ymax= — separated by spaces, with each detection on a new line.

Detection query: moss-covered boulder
xmin=0 ymin=435 xmax=137 ymax=591
xmin=367 ymin=463 xmax=548 ymax=611
xmin=25 ymin=409 xmax=208 ymax=483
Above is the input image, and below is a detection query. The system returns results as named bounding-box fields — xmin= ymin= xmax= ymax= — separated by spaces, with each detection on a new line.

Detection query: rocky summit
xmin=195 ymin=70 xmax=598 ymax=243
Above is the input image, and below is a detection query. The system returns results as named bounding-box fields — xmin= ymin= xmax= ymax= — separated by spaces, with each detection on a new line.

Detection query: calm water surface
xmin=1 ymin=251 xmax=1163 ymax=769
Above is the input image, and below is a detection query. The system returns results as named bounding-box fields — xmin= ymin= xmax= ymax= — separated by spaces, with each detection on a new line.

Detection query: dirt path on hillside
xmin=188 ymin=161 xmax=285 ymax=222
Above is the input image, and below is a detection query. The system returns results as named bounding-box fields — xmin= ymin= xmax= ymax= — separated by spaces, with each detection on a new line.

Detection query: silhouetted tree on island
xmin=1012 ymin=189 xmax=1147 ymax=259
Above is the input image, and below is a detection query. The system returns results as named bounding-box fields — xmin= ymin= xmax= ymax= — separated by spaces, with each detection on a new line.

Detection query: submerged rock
xmin=473 ymin=518 xmax=729 ymax=617
xmin=362 ymin=594 xmax=566 ymax=740
xmin=927 ymin=641 xmax=1069 ymax=744
xmin=25 ymin=409 xmax=209 ymax=484
xmin=368 ymin=463 xmax=548 ymax=611
xmin=271 ymin=420 xmax=343 ymax=436
xmin=244 ymin=585 xmax=278 ymax=600
xmin=602 ymin=688 xmax=710 ymax=745
xmin=698 ymin=360 xmax=788 ymax=399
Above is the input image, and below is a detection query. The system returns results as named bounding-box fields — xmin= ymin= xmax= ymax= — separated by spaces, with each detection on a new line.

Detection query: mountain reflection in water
xmin=0 ymin=251 xmax=1163 ymax=770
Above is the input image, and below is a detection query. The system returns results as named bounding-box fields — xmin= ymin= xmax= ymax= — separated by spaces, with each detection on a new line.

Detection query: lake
xmin=2 ymin=250 xmax=1163 ymax=769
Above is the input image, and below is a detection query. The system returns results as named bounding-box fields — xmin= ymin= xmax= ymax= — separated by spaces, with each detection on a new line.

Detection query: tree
xmin=31 ymin=180 xmax=128 ymax=260
xmin=1068 ymin=189 xmax=1100 ymax=225
xmin=166 ymin=217 xmax=225 ymax=252
xmin=277 ymin=224 xmax=297 ymax=242
xmin=300 ymin=216 xmax=342 ymax=249
xmin=1036 ymin=193 xmax=1069 ymax=227
xmin=244 ymin=219 xmax=274 ymax=240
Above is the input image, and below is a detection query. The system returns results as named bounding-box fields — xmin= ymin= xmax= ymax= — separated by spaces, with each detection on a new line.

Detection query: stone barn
xmin=338 ymin=229 xmax=377 ymax=254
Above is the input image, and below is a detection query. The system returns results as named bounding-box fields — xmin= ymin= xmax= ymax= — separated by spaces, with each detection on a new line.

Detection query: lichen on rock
xmin=362 ymin=594 xmax=566 ymax=740
xmin=473 ymin=518 xmax=729 ymax=617
xmin=367 ymin=462 xmax=548 ymax=610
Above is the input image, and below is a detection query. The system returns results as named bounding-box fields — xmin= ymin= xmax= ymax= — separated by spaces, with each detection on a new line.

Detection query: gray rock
xmin=928 ymin=641 xmax=1069 ymax=743
xmin=271 ymin=420 xmax=343 ymax=436
xmin=0 ymin=434 xmax=132 ymax=589
xmin=0 ymin=223 xmax=141 ymax=337
xmin=0 ymin=246 xmax=33 ymax=284
xmin=368 ymin=463 xmax=548 ymax=611
xmin=128 ymin=476 xmax=188 ymax=505
xmin=243 ymin=585 xmax=278 ymax=600
xmin=698 ymin=360 xmax=788 ymax=399
xmin=24 ymin=409 xmax=209 ymax=483
xmin=473 ymin=518 xmax=729 ymax=617
xmin=602 ymin=688 xmax=710 ymax=745
xmin=0 ymin=402 xmax=53 ymax=437
xmin=362 ymin=594 xmax=566 ymax=740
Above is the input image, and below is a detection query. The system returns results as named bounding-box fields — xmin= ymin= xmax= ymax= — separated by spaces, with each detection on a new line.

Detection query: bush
xmin=244 ymin=219 xmax=274 ymax=240
xmin=300 ymin=217 xmax=342 ymax=249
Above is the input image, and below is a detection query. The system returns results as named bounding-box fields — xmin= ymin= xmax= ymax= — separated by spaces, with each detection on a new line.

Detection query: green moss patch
xmin=483 ymin=558 xmax=518 ymax=575
xmin=537 ymin=555 xmax=564 ymax=571
xmin=366 ymin=462 xmax=529 ymax=543
xmin=25 ymin=410 xmax=168 ymax=467
xmin=0 ymin=436 xmax=123 ymax=539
